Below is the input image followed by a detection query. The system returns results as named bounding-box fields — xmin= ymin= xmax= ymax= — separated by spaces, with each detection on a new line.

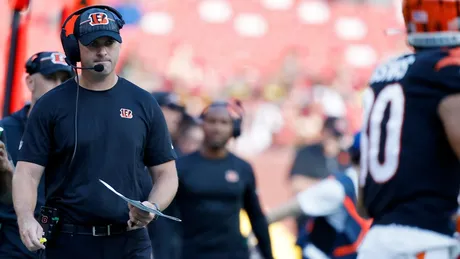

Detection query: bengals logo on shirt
xmin=120 ymin=108 xmax=133 ymax=119
xmin=225 ymin=170 xmax=239 ymax=183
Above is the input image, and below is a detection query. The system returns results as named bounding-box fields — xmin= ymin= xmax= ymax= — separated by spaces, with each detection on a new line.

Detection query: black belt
xmin=60 ymin=223 xmax=127 ymax=236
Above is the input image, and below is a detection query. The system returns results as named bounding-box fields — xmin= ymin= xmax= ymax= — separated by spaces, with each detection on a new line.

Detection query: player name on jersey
xmin=369 ymin=55 xmax=415 ymax=84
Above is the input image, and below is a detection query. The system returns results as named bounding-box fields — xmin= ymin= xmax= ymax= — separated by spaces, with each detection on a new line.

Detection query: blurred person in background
xmin=174 ymin=100 xmax=274 ymax=259
xmin=175 ymin=114 xmax=204 ymax=155
xmin=152 ymin=91 xmax=186 ymax=155
xmin=0 ymin=51 xmax=73 ymax=258
xmin=288 ymin=116 xmax=350 ymax=257
xmin=149 ymin=91 xmax=187 ymax=259
xmin=289 ymin=116 xmax=349 ymax=194
xmin=267 ymin=132 xmax=370 ymax=259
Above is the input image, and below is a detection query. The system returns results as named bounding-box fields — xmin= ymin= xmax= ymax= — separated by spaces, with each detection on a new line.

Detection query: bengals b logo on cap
xmin=89 ymin=12 xmax=109 ymax=26
xmin=50 ymin=53 xmax=67 ymax=66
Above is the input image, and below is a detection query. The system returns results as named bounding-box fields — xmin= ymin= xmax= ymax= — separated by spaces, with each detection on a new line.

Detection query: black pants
xmin=0 ymin=222 xmax=40 ymax=259
xmin=181 ymin=251 xmax=250 ymax=259
xmin=45 ymin=228 xmax=151 ymax=259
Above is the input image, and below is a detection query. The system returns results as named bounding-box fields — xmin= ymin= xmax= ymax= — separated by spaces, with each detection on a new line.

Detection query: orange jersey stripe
xmin=333 ymin=196 xmax=372 ymax=257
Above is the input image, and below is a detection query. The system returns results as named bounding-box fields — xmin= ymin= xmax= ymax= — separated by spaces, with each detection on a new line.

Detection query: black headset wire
xmin=70 ymin=67 xmax=79 ymax=169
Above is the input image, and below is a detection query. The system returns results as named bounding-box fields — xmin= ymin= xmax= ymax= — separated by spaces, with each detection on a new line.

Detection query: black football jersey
xmin=360 ymin=48 xmax=460 ymax=235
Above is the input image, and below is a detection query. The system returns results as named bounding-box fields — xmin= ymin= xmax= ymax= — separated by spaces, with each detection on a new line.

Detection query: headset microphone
xmin=70 ymin=64 xmax=104 ymax=72
xmin=93 ymin=64 xmax=104 ymax=72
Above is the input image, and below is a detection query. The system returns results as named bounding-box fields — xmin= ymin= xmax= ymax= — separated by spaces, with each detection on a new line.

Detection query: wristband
xmin=151 ymin=202 xmax=160 ymax=220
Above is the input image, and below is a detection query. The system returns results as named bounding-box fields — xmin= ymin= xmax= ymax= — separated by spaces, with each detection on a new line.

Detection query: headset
xmin=25 ymin=52 xmax=46 ymax=75
xmin=60 ymin=5 xmax=125 ymax=66
xmin=200 ymin=100 xmax=244 ymax=138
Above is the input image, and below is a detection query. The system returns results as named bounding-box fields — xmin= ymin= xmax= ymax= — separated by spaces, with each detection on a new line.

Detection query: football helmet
xmin=403 ymin=0 xmax=460 ymax=48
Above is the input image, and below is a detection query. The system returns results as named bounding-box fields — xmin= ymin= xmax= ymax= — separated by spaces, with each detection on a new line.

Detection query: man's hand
xmin=0 ymin=141 xmax=12 ymax=172
xmin=126 ymin=201 xmax=157 ymax=231
xmin=0 ymin=140 xmax=13 ymax=203
xmin=17 ymin=216 xmax=45 ymax=251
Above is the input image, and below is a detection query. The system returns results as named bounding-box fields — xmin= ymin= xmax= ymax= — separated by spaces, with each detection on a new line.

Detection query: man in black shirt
xmin=0 ymin=51 xmax=73 ymax=259
xmin=175 ymin=100 xmax=273 ymax=259
xmin=12 ymin=5 xmax=178 ymax=259
xmin=152 ymin=91 xmax=186 ymax=156
xmin=149 ymin=91 xmax=185 ymax=259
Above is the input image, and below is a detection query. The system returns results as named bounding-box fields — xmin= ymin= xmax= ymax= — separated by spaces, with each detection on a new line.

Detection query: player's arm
xmin=13 ymin=162 xmax=44 ymax=220
xmin=290 ymin=175 xmax=321 ymax=194
xmin=146 ymin=161 xmax=178 ymax=212
xmin=145 ymin=97 xmax=179 ymax=211
xmin=243 ymin=164 xmax=274 ymax=259
xmin=438 ymin=93 xmax=460 ymax=159
xmin=12 ymin=162 xmax=46 ymax=251
xmin=267 ymin=178 xmax=345 ymax=224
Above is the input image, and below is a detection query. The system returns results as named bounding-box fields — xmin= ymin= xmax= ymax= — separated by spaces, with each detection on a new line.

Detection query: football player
xmin=358 ymin=0 xmax=460 ymax=258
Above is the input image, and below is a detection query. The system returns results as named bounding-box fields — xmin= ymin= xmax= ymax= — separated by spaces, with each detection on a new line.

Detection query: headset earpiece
xmin=231 ymin=101 xmax=243 ymax=138
xmin=232 ymin=117 xmax=242 ymax=138
xmin=60 ymin=5 xmax=125 ymax=66
xmin=60 ymin=28 xmax=80 ymax=66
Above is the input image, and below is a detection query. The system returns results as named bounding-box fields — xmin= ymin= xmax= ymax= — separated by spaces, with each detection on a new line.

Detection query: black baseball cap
xmin=26 ymin=52 xmax=73 ymax=77
xmin=74 ymin=7 xmax=122 ymax=46
xmin=152 ymin=92 xmax=185 ymax=113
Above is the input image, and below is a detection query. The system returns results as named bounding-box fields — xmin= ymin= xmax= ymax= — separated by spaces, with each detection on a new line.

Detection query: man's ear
xmin=25 ymin=75 xmax=34 ymax=92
